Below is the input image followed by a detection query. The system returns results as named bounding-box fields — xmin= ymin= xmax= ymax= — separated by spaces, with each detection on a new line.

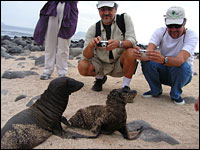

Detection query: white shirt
xmin=149 ymin=27 xmax=198 ymax=74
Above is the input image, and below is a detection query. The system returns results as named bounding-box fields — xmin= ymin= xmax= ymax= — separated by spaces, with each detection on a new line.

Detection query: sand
xmin=1 ymin=51 xmax=199 ymax=149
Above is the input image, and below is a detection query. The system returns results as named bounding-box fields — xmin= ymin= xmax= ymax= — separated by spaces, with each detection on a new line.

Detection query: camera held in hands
xmin=139 ymin=49 xmax=147 ymax=57
xmin=97 ymin=41 xmax=108 ymax=48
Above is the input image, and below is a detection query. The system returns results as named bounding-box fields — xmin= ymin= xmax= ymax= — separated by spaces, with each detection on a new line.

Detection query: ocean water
xmin=1 ymin=24 xmax=86 ymax=40
xmin=1 ymin=24 xmax=34 ymax=38
xmin=1 ymin=30 xmax=33 ymax=38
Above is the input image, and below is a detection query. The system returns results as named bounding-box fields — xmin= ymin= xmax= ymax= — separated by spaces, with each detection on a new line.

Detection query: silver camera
xmin=97 ymin=41 xmax=108 ymax=48
xmin=139 ymin=49 xmax=147 ymax=57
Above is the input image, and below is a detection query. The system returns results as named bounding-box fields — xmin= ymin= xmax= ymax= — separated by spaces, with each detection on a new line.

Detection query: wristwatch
xmin=119 ymin=41 xmax=123 ymax=48
xmin=163 ymin=56 xmax=168 ymax=64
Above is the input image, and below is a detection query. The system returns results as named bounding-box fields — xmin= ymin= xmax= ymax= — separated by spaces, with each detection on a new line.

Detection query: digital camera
xmin=139 ymin=49 xmax=147 ymax=57
xmin=97 ymin=41 xmax=108 ymax=48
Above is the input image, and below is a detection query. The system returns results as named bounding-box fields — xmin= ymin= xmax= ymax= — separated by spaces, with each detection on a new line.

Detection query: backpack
xmin=95 ymin=13 xmax=126 ymax=38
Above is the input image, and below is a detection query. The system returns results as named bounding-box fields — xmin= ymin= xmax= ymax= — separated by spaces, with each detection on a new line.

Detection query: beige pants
xmin=91 ymin=56 xmax=123 ymax=77
xmin=43 ymin=2 xmax=71 ymax=76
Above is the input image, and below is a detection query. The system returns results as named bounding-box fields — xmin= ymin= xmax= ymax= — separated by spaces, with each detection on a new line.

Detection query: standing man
xmin=134 ymin=6 xmax=198 ymax=105
xmin=78 ymin=1 xmax=139 ymax=96
xmin=34 ymin=1 xmax=78 ymax=80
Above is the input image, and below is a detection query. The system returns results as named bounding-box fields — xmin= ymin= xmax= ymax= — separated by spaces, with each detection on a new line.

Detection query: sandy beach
xmin=1 ymin=51 xmax=199 ymax=149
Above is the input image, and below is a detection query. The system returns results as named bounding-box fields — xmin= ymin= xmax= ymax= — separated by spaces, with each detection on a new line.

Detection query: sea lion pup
xmin=63 ymin=89 xmax=143 ymax=140
xmin=1 ymin=77 xmax=87 ymax=149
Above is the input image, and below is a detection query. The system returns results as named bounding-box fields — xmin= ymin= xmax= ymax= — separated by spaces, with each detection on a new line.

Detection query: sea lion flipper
xmin=128 ymin=126 xmax=144 ymax=140
xmin=61 ymin=130 xmax=97 ymax=139
xmin=119 ymin=125 xmax=144 ymax=140
xmin=61 ymin=116 xmax=71 ymax=126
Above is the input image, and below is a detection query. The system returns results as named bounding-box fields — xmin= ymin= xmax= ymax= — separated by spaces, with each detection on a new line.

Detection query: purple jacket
xmin=34 ymin=1 xmax=78 ymax=45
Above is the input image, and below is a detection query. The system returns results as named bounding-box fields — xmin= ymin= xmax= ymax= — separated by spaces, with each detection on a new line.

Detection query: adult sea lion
xmin=1 ymin=77 xmax=86 ymax=149
xmin=62 ymin=89 xmax=143 ymax=140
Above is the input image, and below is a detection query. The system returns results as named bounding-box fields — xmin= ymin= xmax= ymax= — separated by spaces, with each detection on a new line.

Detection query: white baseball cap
xmin=165 ymin=6 xmax=185 ymax=25
xmin=96 ymin=1 xmax=116 ymax=9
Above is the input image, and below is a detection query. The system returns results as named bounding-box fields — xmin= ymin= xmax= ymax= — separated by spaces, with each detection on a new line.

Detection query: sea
xmin=1 ymin=25 xmax=34 ymax=38
xmin=1 ymin=23 xmax=86 ymax=40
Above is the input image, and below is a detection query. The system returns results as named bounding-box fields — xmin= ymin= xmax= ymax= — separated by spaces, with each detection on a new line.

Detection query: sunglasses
xmin=166 ymin=24 xmax=183 ymax=29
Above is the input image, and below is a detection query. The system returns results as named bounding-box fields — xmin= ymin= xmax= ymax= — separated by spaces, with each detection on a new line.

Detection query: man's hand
xmin=106 ymin=39 xmax=120 ymax=51
xmin=146 ymin=50 xmax=165 ymax=64
xmin=89 ymin=36 xmax=102 ymax=48
xmin=133 ymin=46 xmax=149 ymax=61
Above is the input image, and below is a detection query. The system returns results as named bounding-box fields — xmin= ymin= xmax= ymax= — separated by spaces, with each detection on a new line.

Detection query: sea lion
xmin=1 ymin=77 xmax=86 ymax=149
xmin=63 ymin=89 xmax=143 ymax=140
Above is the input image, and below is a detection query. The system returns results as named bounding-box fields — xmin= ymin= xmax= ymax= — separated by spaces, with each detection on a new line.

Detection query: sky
xmin=1 ymin=1 xmax=199 ymax=52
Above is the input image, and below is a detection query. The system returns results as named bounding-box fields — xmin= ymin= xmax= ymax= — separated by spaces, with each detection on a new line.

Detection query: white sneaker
xmin=40 ymin=73 xmax=51 ymax=80
xmin=174 ymin=100 xmax=185 ymax=105
xmin=58 ymin=74 xmax=66 ymax=77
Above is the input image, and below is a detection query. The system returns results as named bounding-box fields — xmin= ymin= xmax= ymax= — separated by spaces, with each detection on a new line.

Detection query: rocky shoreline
xmin=2 ymin=35 xmax=199 ymax=59
xmin=1 ymin=35 xmax=84 ymax=60
xmin=1 ymin=35 xmax=199 ymax=80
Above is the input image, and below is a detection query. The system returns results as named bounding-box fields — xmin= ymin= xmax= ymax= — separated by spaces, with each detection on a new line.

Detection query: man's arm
xmin=83 ymin=36 xmax=102 ymax=59
xmin=164 ymin=50 xmax=190 ymax=67
xmin=146 ymin=43 xmax=190 ymax=67
xmin=83 ymin=43 xmax=95 ymax=59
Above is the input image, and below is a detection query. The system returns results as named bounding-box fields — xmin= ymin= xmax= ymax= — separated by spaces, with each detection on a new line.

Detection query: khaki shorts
xmin=90 ymin=56 xmax=123 ymax=77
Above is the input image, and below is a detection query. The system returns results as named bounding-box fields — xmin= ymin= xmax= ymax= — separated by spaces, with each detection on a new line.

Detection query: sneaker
xmin=142 ymin=90 xmax=162 ymax=98
xmin=40 ymin=73 xmax=51 ymax=80
xmin=92 ymin=76 xmax=107 ymax=92
xmin=58 ymin=74 xmax=66 ymax=77
xmin=119 ymin=86 xmax=137 ymax=103
xmin=173 ymin=97 xmax=185 ymax=105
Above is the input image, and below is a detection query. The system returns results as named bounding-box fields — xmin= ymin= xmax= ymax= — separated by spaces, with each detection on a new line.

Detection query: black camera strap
xmin=103 ymin=24 xmax=114 ymax=59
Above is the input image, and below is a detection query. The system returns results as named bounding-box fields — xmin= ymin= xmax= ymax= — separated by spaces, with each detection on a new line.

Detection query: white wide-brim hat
xmin=96 ymin=1 xmax=116 ymax=9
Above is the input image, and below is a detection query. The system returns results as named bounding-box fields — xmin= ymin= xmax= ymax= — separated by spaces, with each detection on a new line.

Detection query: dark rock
xmin=1 ymin=35 xmax=86 ymax=57
xmin=70 ymin=39 xmax=85 ymax=48
xmin=15 ymin=57 xmax=26 ymax=61
xmin=1 ymin=35 xmax=11 ymax=41
xmin=23 ymin=45 xmax=32 ymax=51
xmin=1 ymin=40 xmax=17 ymax=48
xmin=193 ymin=72 xmax=198 ymax=76
xmin=29 ymin=55 xmax=38 ymax=60
xmin=30 ymin=45 xmax=41 ymax=51
xmin=30 ymin=67 xmax=39 ymax=70
xmin=17 ymin=62 xmax=26 ymax=68
xmin=2 ymin=70 xmax=39 ymax=79
xmin=1 ymin=50 xmax=16 ymax=59
xmin=35 ymin=55 xmax=45 ymax=66
xmin=137 ymin=44 xmax=148 ymax=49
xmin=20 ymin=50 xmax=31 ymax=56
xmin=15 ymin=95 xmax=27 ymax=102
xmin=69 ymin=47 xmax=83 ymax=57
xmin=183 ymin=96 xmax=196 ymax=104
xmin=13 ymin=37 xmax=27 ymax=47
xmin=7 ymin=45 xmax=24 ymax=54
xmin=127 ymin=120 xmax=179 ymax=145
